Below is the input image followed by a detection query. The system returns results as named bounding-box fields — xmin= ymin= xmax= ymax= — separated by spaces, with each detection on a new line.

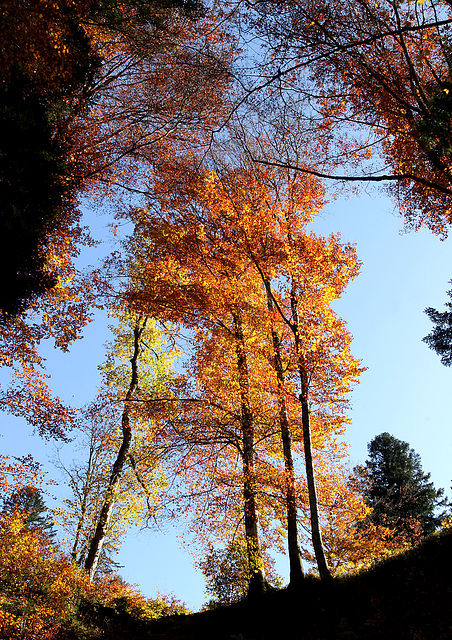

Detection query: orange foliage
xmin=123 ymin=155 xmax=364 ymax=578
xmin=0 ymin=456 xmax=44 ymax=497
xmin=0 ymin=507 xmax=187 ymax=639
xmin=248 ymin=0 xmax=452 ymax=234
xmin=0 ymin=509 xmax=91 ymax=639
xmin=0 ymin=0 xmax=234 ymax=438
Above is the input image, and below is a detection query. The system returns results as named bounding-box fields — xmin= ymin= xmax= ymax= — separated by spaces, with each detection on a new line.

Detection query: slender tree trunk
xmin=72 ymin=446 xmax=95 ymax=563
xmin=264 ymin=279 xmax=304 ymax=587
xmin=72 ymin=484 xmax=90 ymax=564
xmin=232 ymin=311 xmax=266 ymax=598
xmin=290 ymin=294 xmax=332 ymax=582
xmin=84 ymin=317 xmax=146 ymax=580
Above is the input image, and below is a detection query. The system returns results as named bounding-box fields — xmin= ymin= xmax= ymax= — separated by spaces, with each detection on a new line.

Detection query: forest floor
xmin=62 ymin=528 xmax=452 ymax=640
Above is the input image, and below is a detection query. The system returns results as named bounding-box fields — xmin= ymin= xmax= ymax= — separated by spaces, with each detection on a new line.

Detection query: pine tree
xmin=359 ymin=432 xmax=448 ymax=541
xmin=2 ymin=486 xmax=56 ymax=538
xmin=423 ymin=282 xmax=452 ymax=366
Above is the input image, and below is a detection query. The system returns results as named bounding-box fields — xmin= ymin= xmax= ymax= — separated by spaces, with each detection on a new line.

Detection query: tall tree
xmin=53 ymin=400 xmax=164 ymax=573
xmin=123 ymin=152 xmax=362 ymax=585
xmin=82 ymin=311 xmax=176 ymax=579
xmin=193 ymin=159 xmax=362 ymax=581
xmin=0 ymin=0 xmax=234 ymax=446
xmin=423 ymin=281 xmax=452 ymax=365
xmin=124 ymin=189 xmax=281 ymax=596
xmin=359 ymin=432 xmax=448 ymax=542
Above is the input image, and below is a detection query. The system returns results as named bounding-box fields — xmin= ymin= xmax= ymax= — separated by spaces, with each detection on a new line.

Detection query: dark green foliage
xmin=360 ymin=432 xmax=447 ymax=540
xmin=424 ymin=282 xmax=452 ymax=366
xmin=2 ymin=486 xmax=56 ymax=537
xmin=415 ymin=81 xmax=452 ymax=161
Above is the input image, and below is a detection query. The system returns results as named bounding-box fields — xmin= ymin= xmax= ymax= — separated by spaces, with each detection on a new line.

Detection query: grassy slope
xmin=69 ymin=529 xmax=452 ymax=640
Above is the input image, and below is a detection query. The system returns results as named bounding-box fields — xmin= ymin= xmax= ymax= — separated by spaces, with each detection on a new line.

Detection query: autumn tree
xmin=199 ymin=540 xmax=282 ymax=607
xmin=79 ymin=310 xmax=176 ymax=579
xmin=243 ymin=0 xmax=452 ymax=235
xmin=423 ymin=281 xmax=452 ymax=365
xmin=53 ymin=403 xmax=154 ymax=573
xmin=123 ymin=146 xmax=362 ymax=586
xmin=184 ymin=156 xmax=363 ymax=581
xmin=0 ymin=0 xmax=231 ymax=318
xmin=0 ymin=504 xmax=187 ymax=639
xmin=0 ymin=0 xmax=101 ymax=318
xmin=0 ymin=0 xmax=235 ymax=452
xmin=70 ymin=1 xmax=234 ymax=197
xmin=124 ymin=192 xmax=278 ymax=596
xmin=299 ymin=457 xmax=415 ymax=576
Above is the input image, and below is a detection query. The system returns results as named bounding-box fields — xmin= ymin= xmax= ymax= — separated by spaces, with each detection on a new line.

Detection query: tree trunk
xmin=290 ymin=294 xmax=332 ymax=582
xmin=232 ymin=311 xmax=266 ymax=598
xmin=264 ymin=279 xmax=304 ymax=587
xmin=72 ymin=446 xmax=95 ymax=564
xmin=84 ymin=316 xmax=146 ymax=580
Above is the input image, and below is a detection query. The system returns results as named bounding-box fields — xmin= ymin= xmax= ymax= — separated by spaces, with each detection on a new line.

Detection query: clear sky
xmin=1 ymin=188 xmax=451 ymax=611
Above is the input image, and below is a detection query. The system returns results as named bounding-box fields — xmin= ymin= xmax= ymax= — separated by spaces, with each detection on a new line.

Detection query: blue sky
xmin=1 ymin=189 xmax=451 ymax=611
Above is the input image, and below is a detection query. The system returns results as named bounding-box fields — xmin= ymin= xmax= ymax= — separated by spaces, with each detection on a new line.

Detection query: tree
xmin=0 ymin=0 xmax=231 ymax=317
xmin=244 ymin=0 xmax=452 ymax=235
xmin=53 ymin=403 xmax=156 ymax=574
xmin=0 ymin=455 xmax=44 ymax=498
xmin=0 ymin=504 xmax=187 ymax=639
xmin=304 ymin=460 xmax=418 ymax=576
xmin=71 ymin=0 xmax=234 ymax=197
xmin=0 ymin=0 xmax=234 ymax=448
xmin=2 ymin=486 xmax=56 ymax=539
xmin=423 ymin=281 xmax=452 ymax=366
xmin=82 ymin=310 xmax=176 ymax=579
xmin=199 ymin=540 xmax=283 ymax=607
xmin=0 ymin=0 xmax=101 ymax=318
xmin=124 ymin=192 xmax=273 ymax=597
xmin=190 ymin=157 xmax=362 ymax=582
xmin=359 ymin=432 xmax=448 ymax=542
xmin=123 ymin=148 xmax=362 ymax=586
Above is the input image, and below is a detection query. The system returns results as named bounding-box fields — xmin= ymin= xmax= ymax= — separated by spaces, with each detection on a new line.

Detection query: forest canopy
xmin=0 ymin=0 xmax=451 ymax=628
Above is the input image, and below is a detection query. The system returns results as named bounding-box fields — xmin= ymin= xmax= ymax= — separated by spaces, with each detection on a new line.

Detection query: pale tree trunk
xmin=71 ymin=445 xmax=96 ymax=564
xmin=72 ymin=483 xmax=90 ymax=564
xmin=290 ymin=294 xmax=332 ymax=582
xmin=264 ymin=279 xmax=304 ymax=587
xmin=84 ymin=316 xmax=147 ymax=580
xmin=232 ymin=312 xmax=266 ymax=598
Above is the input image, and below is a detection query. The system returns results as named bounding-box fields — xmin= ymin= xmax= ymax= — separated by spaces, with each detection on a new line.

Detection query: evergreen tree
xmin=2 ymin=486 xmax=56 ymax=538
xmin=423 ymin=282 xmax=452 ymax=366
xmin=359 ymin=433 xmax=448 ymax=541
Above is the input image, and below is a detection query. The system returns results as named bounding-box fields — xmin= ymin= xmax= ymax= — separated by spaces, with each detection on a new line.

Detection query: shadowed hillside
xmin=62 ymin=528 xmax=452 ymax=639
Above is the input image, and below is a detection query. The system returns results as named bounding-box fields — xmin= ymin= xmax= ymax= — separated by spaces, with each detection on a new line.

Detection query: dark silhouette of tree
xmin=424 ymin=282 xmax=452 ymax=366
xmin=0 ymin=70 xmax=77 ymax=320
xmin=358 ymin=433 xmax=448 ymax=542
